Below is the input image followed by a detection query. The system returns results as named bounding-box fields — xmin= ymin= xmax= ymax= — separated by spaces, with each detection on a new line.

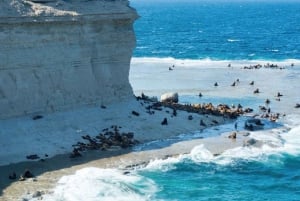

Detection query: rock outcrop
xmin=0 ymin=0 xmax=138 ymax=119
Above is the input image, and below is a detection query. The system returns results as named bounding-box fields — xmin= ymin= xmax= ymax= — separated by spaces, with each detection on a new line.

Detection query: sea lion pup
xmin=231 ymin=81 xmax=236 ymax=86
xmin=249 ymin=81 xmax=254 ymax=85
xmin=265 ymin=99 xmax=271 ymax=104
xmin=198 ymin=92 xmax=203 ymax=97
xmin=214 ymin=82 xmax=218 ymax=87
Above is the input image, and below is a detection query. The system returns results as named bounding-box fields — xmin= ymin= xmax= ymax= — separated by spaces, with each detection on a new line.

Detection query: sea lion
xmin=132 ymin=111 xmax=140 ymax=116
xmin=253 ymin=88 xmax=260 ymax=94
xmin=228 ymin=132 xmax=237 ymax=139
xmin=9 ymin=172 xmax=17 ymax=180
xmin=200 ymin=119 xmax=206 ymax=126
xmin=277 ymin=92 xmax=283 ymax=97
xmin=161 ymin=118 xmax=168 ymax=125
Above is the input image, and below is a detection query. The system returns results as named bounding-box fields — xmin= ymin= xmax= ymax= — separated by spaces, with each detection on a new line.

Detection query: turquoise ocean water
xmin=32 ymin=1 xmax=300 ymax=201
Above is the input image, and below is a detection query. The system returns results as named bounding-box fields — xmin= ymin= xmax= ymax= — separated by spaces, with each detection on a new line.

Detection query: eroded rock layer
xmin=0 ymin=0 xmax=138 ymax=119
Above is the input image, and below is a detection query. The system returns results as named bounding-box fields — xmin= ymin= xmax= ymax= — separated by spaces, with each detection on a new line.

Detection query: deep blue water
xmin=132 ymin=0 xmax=300 ymax=60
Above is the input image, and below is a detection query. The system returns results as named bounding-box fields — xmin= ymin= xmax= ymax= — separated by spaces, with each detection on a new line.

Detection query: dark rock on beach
xmin=244 ymin=138 xmax=258 ymax=146
xmin=32 ymin=191 xmax=43 ymax=198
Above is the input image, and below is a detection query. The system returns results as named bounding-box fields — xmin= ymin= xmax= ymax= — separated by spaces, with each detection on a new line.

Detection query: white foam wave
xmin=143 ymin=114 xmax=300 ymax=169
xmin=189 ymin=144 xmax=214 ymax=163
xmin=281 ymin=125 xmax=300 ymax=155
xmin=192 ymin=116 xmax=300 ymax=165
xmin=33 ymin=168 xmax=158 ymax=201
xmin=227 ymin=39 xmax=241 ymax=42
xmin=144 ymin=156 xmax=183 ymax=172
xmin=131 ymin=57 xmax=300 ymax=69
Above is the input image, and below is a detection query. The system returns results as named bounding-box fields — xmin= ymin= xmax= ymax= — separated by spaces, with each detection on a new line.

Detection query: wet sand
xmin=0 ymin=131 xmax=248 ymax=201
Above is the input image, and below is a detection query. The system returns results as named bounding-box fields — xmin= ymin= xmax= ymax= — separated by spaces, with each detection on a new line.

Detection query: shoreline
xmin=0 ymin=97 xmax=242 ymax=200
xmin=1 ymin=131 xmax=250 ymax=201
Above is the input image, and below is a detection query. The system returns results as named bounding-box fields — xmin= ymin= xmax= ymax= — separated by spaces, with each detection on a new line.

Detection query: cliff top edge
xmin=0 ymin=0 xmax=136 ymax=18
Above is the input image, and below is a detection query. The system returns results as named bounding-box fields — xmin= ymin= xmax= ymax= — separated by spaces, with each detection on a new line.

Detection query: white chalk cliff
xmin=0 ymin=0 xmax=138 ymax=119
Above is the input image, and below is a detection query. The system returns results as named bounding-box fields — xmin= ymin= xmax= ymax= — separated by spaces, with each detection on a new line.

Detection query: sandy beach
xmin=1 ymin=59 xmax=299 ymax=200
xmin=0 ymin=95 xmax=240 ymax=200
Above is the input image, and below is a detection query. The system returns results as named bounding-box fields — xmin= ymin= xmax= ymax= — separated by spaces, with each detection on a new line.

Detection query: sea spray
xmin=34 ymin=168 xmax=159 ymax=201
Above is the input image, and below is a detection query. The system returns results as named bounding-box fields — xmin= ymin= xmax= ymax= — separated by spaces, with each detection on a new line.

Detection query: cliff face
xmin=0 ymin=0 xmax=138 ymax=119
